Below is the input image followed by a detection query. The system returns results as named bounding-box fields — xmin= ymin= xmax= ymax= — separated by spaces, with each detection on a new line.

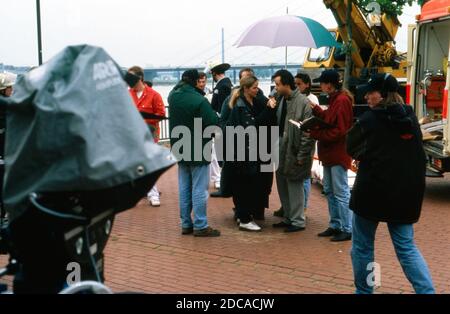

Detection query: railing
xmin=159 ymin=106 xmax=170 ymax=142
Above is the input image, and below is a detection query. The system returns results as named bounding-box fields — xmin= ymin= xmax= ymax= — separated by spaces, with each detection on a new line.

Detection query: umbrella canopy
xmin=234 ymin=15 xmax=340 ymax=49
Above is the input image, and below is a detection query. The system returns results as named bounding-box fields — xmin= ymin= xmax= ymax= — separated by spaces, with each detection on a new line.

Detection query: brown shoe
xmin=193 ymin=227 xmax=221 ymax=237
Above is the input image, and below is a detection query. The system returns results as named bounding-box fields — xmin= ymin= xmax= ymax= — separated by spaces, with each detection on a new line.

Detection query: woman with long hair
xmin=347 ymin=73 xmax=434 ymax=294
xmin=226 ymin=76 xmax=277 ymax=231
xmin=295 ymin=73 xmax=319 ymax=105
xmin=309 ymin=69 xmax=354 ymax=242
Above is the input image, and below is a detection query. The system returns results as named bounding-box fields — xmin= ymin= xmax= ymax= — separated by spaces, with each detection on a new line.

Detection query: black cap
xmin=312 ymin=69 xmax=341 ymax=85
xmin=182 ymin=69 xmax=200 ymax=82
xmin=361 ymin=73 xmax=399 ymax=94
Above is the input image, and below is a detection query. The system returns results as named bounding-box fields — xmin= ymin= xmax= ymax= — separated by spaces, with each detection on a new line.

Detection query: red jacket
xmin=310 ymin=91 xmax=353 ymax=170
xmin=129 ymin=84 xmax=166 ymax=142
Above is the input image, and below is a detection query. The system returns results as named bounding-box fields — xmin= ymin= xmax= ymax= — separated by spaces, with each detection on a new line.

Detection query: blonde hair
xmin=382 ymin=92 xmax=405 ymax=106
xmin=229 ymin=76 xmax=258 ymax=109
xmin=341 ymin=88 xmax=355 ymax=105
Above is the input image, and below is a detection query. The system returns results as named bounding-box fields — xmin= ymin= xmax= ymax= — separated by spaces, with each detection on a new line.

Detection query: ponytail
xmin=340 ymin=88 xmax=355 ymax=105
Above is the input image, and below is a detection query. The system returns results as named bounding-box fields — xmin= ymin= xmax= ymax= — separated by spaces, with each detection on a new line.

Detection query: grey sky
xmin=0 ymin=0 xmax=421 ymax=68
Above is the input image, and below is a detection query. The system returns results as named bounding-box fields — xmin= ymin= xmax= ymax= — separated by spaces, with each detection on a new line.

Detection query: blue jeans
xmin=303 ymin=178 xmax=311 ymax=209
xmin=178 ymin=163 xmax=210 ymax=230
xmin=322 ymin=165 xmax=352 ymax=233
xmin=351 ymin=214 xmax=435 ymax=294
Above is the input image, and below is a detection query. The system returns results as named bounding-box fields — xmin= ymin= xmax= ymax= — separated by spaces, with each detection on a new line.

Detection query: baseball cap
xmin=312 ymin=69 xmax=341 ymax=85
xmin=361 ymin=73 xmax=399 ymax=94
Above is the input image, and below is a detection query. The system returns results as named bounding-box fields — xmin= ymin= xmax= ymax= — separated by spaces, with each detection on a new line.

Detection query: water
xmin=153 ymin=81 xmax=274 ymax=107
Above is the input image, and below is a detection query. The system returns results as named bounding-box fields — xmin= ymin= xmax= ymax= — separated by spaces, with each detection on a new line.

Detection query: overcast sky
xmin=0 ymin=0 xmax=421 ymax=68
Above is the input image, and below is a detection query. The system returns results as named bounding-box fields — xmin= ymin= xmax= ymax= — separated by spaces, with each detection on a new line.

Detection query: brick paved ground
xmin=2 ymin=167 xmax=450 ymax=294
xmin=103 ymin=166 xmax=450 ymax=294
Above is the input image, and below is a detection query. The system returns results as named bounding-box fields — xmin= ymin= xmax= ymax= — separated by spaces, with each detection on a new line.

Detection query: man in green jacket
xmin=168 ymin=69 xmax=221 ymax=237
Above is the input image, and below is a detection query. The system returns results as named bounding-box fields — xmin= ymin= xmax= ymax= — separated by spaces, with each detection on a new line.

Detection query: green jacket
xmin=168 ymin=83 xmax=219 ymax=166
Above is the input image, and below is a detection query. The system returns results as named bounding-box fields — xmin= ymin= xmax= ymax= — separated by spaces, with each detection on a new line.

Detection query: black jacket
xmin=226 ymin=95 xmax=276 ymax=174
xmin=346 ymin=104 xmax=426 ymax=224
xmin=211 ymin=77 xmax=232 ymax=113
xmin=219 ymin=89 xmax=272 ymax=197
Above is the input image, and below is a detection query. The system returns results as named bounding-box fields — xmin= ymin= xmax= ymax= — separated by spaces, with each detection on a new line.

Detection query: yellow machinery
xmin=303 ymin=0 xmax=408 ymax=99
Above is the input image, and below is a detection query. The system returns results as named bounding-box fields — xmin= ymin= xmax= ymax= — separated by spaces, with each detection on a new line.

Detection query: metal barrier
xmin=158 ymin=106 xmax=170 ymax=142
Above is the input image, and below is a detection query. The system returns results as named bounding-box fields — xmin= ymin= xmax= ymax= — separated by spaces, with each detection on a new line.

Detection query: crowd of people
xmin=123 ymin=64 xmax=435 ymax=294
xmin=1 ymin=64 xmax=435 ymax=294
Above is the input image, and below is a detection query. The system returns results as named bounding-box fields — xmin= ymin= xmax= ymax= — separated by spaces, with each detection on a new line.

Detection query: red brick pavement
xmin=2 ymin=167 xmax=450 ymax=294
xmin=103 ymin=166 xmax=450 ymax=294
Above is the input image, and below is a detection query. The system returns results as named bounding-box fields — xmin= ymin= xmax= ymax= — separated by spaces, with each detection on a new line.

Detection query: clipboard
xmin=289 ymin=116 xmax=334 ymax=131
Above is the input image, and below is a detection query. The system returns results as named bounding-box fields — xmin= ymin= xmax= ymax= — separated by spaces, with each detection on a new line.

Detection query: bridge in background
xmin=143 ymin=63 xmax=302 ymax=85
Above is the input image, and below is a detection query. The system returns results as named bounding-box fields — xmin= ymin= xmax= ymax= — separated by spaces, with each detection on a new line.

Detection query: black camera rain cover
xmin=2 ymin=45 xmax=176 ymax=221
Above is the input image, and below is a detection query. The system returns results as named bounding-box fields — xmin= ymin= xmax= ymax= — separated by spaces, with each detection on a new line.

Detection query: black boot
xmin=330 ymin=232 xmax=352 ymax=242
xmin=317 ymin=228 xmax=340 ymax=237
xmin=273 ymin=207 xmax=284 ymax=217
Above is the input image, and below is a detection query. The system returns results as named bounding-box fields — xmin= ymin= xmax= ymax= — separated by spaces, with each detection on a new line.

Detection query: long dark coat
xmin=225 ymin=95 xmax=277 ymax=213
xmin=346 ymin=104 xmax=426 ymax=224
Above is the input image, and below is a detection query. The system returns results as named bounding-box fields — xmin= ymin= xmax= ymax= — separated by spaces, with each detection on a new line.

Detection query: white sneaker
xmin=148 ymin=197 xmax=160 ymax=207
xmin=239 ymin=221 xmax=261 ymax=232
xmin=214 ymin=181 xmax=221 ymax=189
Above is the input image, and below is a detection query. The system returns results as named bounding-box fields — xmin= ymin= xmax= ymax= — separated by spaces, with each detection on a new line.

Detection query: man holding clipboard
xmin=308 ymin=70 xmax=354 ymax=242
xmin=289 ymin=116 xmax=334 ymax=132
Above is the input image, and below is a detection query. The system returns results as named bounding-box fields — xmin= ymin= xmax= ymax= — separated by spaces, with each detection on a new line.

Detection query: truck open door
xmin=406 ymin=24 xmax=417 ymax=105
xmin=444 ymin=43 xmax=450 ymax=155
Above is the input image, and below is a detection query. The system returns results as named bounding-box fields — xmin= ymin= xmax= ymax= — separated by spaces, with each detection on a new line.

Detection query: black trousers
xmin=232 ymin=169 xmax=270 ymax=224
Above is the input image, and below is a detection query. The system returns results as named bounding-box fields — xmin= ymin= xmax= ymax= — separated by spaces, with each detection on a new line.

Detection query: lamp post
xmin=285 ymin=7 xmax=289 ymax=69
xmin=36 ymin=0 xmax=43 ymax=65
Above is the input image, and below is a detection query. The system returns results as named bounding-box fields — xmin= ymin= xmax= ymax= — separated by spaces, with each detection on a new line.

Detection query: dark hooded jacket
xmin=346 ymin=104 xmax=426 ymax=224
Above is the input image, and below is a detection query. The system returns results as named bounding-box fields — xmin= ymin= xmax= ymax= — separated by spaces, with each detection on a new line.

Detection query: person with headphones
xmin=346 ymin=73 xmax=435 ymax=294
xmin=127 ymin=66 xmax=166 ymax=207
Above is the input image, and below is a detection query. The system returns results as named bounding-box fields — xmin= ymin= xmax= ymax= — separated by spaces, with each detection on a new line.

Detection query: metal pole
xmin=221 ymin=28 xmax=225 ymax=64
xmin=285 ymin=7 xmax=289 ymax=69
xmin=36 ymin=0 xmax=43 ymax=65
xmin=343 ymin=0 xmax=353 ymax=90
